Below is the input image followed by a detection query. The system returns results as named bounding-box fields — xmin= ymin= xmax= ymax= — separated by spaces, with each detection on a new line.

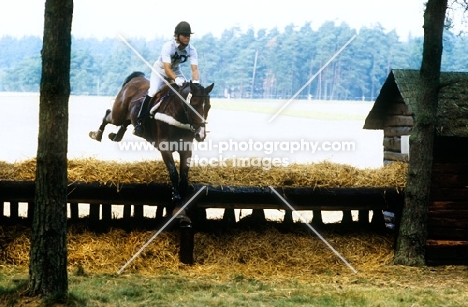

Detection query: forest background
xmin=1 ymin=21 xmax=467 ymax=100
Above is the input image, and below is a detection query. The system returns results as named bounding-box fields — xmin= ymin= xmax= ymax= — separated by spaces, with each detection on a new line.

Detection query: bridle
xmin=179 ymin=83 xmax=209 ymax=133
xmin=154 ymin=83 xmax=210 ymax=133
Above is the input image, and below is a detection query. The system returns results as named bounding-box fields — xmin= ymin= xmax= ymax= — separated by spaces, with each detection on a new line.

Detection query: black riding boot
xmin=133 ymin=95 xmax=152 ymax=137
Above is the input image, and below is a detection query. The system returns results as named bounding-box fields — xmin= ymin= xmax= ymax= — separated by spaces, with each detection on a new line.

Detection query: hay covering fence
xmin=0 ymin=159 xmax=411 ymax=274
xmin=1 ymin=224 xmax=399 ymax=280
xmin=0 ymin=158 xmax=407 ymax=188
xmin=0 ymin=158 xmax=407 ymax=226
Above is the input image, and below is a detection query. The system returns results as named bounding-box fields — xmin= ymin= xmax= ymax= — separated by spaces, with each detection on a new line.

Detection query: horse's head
xmin=184 ymin=81 xmax=214 ymax=142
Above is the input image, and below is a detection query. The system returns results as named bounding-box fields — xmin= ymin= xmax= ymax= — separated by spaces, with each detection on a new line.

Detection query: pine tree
xmin=29 ymin=0 xmax=73 ymax=298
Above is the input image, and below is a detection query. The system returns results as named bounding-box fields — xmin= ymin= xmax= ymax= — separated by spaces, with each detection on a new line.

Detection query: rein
xmin=181 ymin=93 xmax=196 ymax=132
xmin=179 ymin=83 xmax=206 ymax=123
xmin=154 ymin=83 xmax=208 ymax=132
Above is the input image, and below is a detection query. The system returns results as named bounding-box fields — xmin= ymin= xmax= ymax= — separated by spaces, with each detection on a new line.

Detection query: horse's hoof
xmin=133 ymin=125 xmax=145 ymax=138
xmin=108 ymin=132 xmax=117 ymax=141
xmin=108 ymin=132 xmax=124 ymax=142
xmin=89 ymin=130 xmax=103 ymax=142
xmin=179 ymin=217 xmax=192 ymax=226
xmin=172 ymin=208 xmax=186 ymax=218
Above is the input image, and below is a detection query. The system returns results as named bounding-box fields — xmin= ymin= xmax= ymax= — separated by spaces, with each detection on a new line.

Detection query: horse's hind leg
xmin=108 ymin=120 xmax=130 ymax=142
xmin=89 ymin=109 xmax=111 ymax=142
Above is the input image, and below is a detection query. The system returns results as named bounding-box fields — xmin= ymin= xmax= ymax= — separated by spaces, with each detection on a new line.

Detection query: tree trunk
xmin=29 ymin=0 xmax=73 ymax=298
xmin=394 ymin=0 xmax=447 ymax=266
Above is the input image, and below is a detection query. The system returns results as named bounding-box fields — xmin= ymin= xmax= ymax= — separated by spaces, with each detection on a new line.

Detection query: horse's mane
xmin=158 ymin=82 xmax=191 ymax=98
xmin=158 ymin=83 xmax=176 ymax=98
xmin=122 ymin=71 xmax=145 ymax=87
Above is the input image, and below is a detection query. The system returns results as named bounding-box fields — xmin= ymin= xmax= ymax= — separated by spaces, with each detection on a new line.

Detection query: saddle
xmin=149 ymin=83 xmax=185 ymax=116
xmin=138 ymin=83 xmax=181 ymax=139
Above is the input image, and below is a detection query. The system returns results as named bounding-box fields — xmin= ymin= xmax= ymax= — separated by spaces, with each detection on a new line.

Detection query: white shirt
xmin=148 ymin=39 xmax=199 ymax=96
xmin=154 ymin=38 xmax=198 ymax=76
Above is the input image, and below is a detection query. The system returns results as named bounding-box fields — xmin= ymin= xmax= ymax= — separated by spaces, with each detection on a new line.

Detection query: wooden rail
xmin=1 ymin=180 xmax=404 ymax=229
xmin=0 ymin=181 xmax=403 ymax=210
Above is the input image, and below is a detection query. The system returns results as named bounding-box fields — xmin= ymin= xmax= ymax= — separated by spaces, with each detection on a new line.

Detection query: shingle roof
xmin=364 ymin=69 xmax=468 ymax=137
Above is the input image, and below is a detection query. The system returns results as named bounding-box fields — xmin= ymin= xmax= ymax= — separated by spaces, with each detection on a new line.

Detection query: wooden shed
xmin=364 ymin=69 xmax=468 ymax=265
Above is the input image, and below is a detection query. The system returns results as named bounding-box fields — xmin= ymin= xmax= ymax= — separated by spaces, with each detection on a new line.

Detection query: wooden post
xmin=9 ymin=201 xmax=19 ymax=220
xmin=222 ymin=208 xmax=236 ymax=229
xmin=371 ymin=209 xmax=385 ymax=230
xmin=101 ymin=204 xmax=112 ymax=222
xmin=69 ymin=203 xmax=79 ymax=221
xmin=27 ymin=202 xmax=34 ymax=224
xmin=155 ymin=205 xmax=165 ymax=220
xmin=283 ymin=210 xmax=293 ymax=227
xmin=251 ymin=209 xmax=266 ymax=223
xmin=342 ymin=210 xmax=353 ymax=225
xmin=89 ymin=203 xmax=100 ymax=223
xmin=191 ymin=207 xmax=207 ymax=225
xmin=123 ymin=205 xmax=132 ymax=219
xmin=358 ymin=210 xmax=369 ymax=225
xmin=179 ymin=221 xmax=194 ymax=265
xmin=133 ymin=205 xmax=144 ymax=220
xmin=312 ymin=210 xmax=323 ymax=225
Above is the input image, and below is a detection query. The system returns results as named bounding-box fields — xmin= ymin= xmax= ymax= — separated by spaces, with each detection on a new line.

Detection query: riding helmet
xmin=175 ymin=21 xmax=193 ymax=35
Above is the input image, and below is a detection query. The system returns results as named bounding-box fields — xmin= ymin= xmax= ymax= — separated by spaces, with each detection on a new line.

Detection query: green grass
xmin=1 ymin=267 xmax=466 ymax=307
xmin=0 ymin=269 xmax=28 ymax=307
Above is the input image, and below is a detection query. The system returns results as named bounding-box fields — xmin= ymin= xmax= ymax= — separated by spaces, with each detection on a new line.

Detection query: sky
xmin=0 ymin=0 xmax=427 ymax=41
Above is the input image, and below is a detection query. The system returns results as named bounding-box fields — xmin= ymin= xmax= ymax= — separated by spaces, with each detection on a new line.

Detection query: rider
xmin=133 ymin=21 xmax=200 ymax=137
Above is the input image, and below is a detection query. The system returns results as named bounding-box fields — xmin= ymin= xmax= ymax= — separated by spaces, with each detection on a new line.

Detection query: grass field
xmin=2 ymin=266 xmax=467 ymax=307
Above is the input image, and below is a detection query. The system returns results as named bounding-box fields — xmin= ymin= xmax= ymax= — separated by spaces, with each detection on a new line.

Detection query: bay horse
xmin=89 ymin=71 xmax=214 ymax=218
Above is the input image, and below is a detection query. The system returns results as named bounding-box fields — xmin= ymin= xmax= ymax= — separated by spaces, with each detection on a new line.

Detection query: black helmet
xmin=175 ymin=21 xmax=193 ymax=35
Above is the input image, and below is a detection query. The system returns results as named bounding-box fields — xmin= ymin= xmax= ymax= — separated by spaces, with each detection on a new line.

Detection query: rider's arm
xmin=163 ymin=62 xmax=177 ymax=81
xmin=161 ymin=40 xmax=178 ymax=81
xmin=191 ymin=65 xmax=200 ymax=82
xmin=188 ymin=45 xmax=199 ymax=82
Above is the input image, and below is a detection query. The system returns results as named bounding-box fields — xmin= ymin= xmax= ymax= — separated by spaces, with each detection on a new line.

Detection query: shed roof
xmin=364 ymin=69 xmax=468 ymax=137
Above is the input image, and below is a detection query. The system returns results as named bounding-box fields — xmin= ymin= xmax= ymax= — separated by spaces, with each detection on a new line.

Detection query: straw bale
xmin=0 ymin=158 xmax=408 ymax=188
xmin=1 ymin=225 xmax=395 ymax=282
xmin=4 ymin=225 xmax=466 ymax=289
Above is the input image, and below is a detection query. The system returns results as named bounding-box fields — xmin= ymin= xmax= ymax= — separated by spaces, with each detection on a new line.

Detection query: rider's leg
xmin=133 ymin=65 xmax=165 ymax=137
xmin=133 ymin=95 xmax=152 ymax=137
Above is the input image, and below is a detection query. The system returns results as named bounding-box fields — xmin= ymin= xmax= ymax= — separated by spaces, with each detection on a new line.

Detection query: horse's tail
xmin=122 ymin=71 xmax=145 ymax=87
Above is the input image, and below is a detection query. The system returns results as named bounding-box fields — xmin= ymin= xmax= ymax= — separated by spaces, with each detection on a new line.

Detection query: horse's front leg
xmin=89 ymin=109 xmax=111 ymax=142
xmin=178 ymin=150 xmax=192 ymax=199
xmin=160 ymin=151 xmax=184 ymax=217
xmin=178 ymin=150 xmax=196 ymax=224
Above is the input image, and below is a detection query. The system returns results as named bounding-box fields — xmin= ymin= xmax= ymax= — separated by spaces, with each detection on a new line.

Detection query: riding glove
xmin=175 ymin=77 xmax=185 ymax=86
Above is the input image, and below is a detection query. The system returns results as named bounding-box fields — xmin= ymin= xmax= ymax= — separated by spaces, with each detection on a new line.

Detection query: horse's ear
xmin=205 ymin=83 xmax=214 ymax=94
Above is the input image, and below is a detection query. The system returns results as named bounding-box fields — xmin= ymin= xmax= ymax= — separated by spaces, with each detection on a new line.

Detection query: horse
xmin=89 ymin=71 xmax=214 ymax=218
